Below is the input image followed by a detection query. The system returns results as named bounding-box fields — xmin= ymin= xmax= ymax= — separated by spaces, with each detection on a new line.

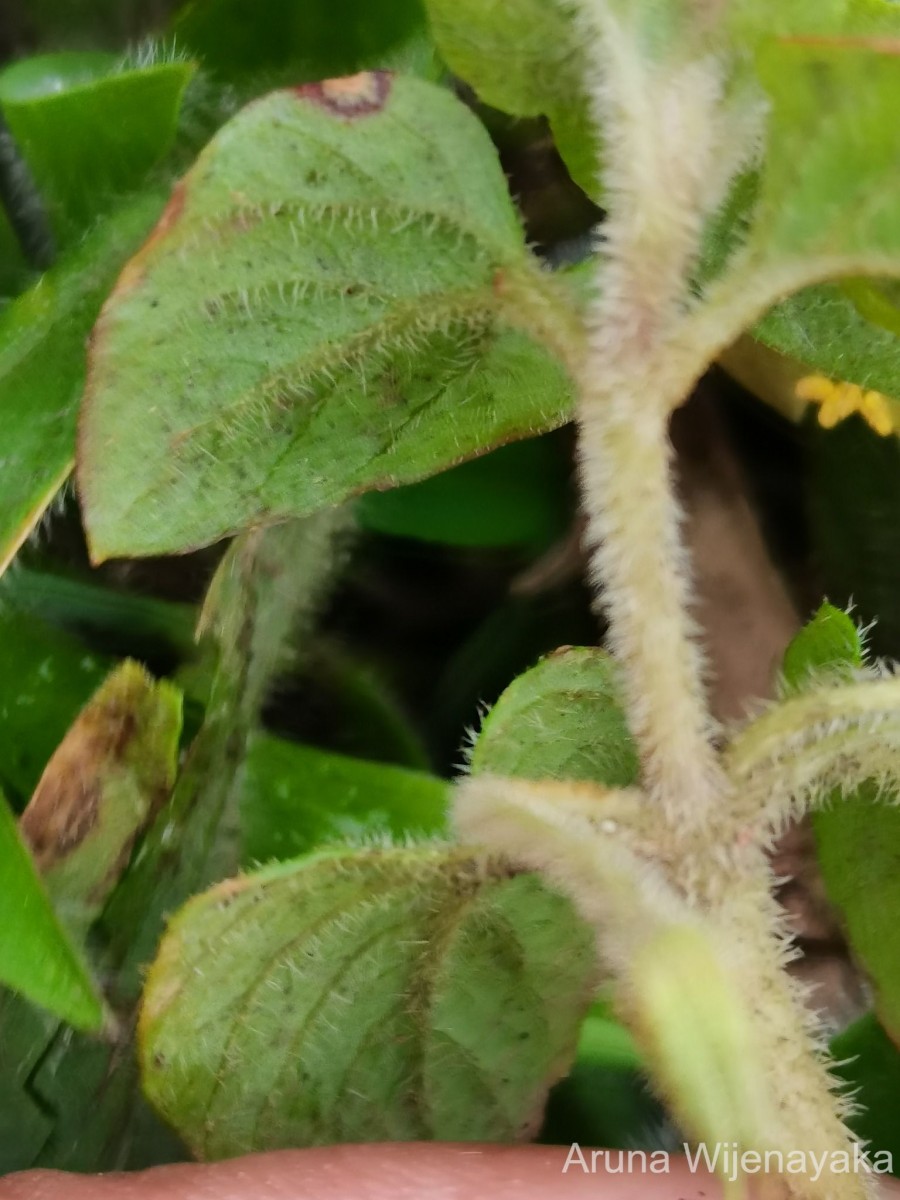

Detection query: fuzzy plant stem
xmin=575 ymin=9 xmax=731 ymax=822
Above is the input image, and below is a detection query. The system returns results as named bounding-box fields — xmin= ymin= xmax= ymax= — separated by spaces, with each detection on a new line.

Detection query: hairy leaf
xmin=469 ymin=646 xmax=639 ymax=787
xmin=79 ymin=73 xmax=578 ymax=560
xmin=139 ymin=846 xmax=595 ymax=1157
xmin=780 ymin=606 xmax=900 ymax=1048
xmin=0 ymin=53 xmax=194 ymax=239
xmin=241 ymin=734 xmax=448 ymax=865
xmin=0 ymin=790 xmax=103 ymax=1030
xmin=0 ymin=191 xmax=165 ymax=577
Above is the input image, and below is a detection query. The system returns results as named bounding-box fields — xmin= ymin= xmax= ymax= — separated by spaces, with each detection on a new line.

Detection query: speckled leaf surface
xmin=79 ymin=72 xmax=577 ymax=560
xmin=139 ymin=846 xmax=596 ymax=1157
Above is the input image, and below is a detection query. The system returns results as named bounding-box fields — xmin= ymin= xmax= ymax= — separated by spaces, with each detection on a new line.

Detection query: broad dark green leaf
xmin=1 ymin=568 xmax=198 ymax=662
xmin=470 ymin=645 xmax=639 ymax=787
xmin=79 ymin=73 xmax=578 ymax=560
xmin=241 ymin=734 xmax=448 ymax=864
xmin=831 ymin=1014 xmax=900 ymax=1170
xmin=0 ymin=53 xmax=194 ymax=239
xmin=0 ymin=789 xmax=103 ymax=1030
xmin=782 ymin=605 xmax=900 ymax=1047
xmin=356 ymin=434 xmax=571 ymax=548
xmin=173 ymin=0 xmax=425 ymax=80
xmin=0 ymin=191 xmax=165 ymax=577
xmin=0 ymin=606 xmax=110 ymax=805
xmin=140 ymin=845 xmax=595 ymax=1156
xmin=420 ymin=0 xmax=598 ymax=196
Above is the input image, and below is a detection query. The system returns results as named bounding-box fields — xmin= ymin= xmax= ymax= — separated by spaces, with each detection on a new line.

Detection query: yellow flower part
xmin=796 ymin=373 xmax=897 ymax=437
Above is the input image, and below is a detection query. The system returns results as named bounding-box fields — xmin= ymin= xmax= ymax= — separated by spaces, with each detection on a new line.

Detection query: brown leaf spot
xmin=293 ymin=72 xmax=392 ymax=118
xmin=20 ymin=691 xmax=140 ymax=871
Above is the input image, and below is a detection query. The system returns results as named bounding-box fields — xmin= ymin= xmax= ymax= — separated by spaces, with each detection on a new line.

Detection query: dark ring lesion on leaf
xmin=293 ymin=71 xmax=393 ymax=119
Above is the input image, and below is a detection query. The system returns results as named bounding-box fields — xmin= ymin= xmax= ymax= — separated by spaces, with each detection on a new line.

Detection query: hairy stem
xmin=574 ymin=8 xmax=737 ymax=821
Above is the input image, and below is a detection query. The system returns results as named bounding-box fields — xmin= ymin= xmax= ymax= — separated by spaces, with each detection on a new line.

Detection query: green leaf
xmin=139 ymin=845 xmax=595 ymax=1156
xmin=241 ymin=734 xmax=448 ymax=865
xmin=729 ymin=0 xmax=900 ymax=42
xmin=0 ymin=789 xmax=103 ymax=1030
xmin=1 ymin=567 xmax=198 ymax=662
xmin=78 ymin=73 xmax=578 ymax=560
xmin=356 ymin=434 xmax=571 ymax=547
xmin=0 ymin=607 xmax=110 ymax=805
xmin=695 ymin=37 xmax=900 ymax=429
xmin=779 ymin=601 xmax=862 ymax=693
xmin=830 ymin=1014 xmax=900 ymax=1169
xmin=420 ymin=0 xmax=598 ymax=196
xmin=0 ymin=190 xmax=165 ymax=578
xmin=172 ymin=0 xmax=426 ymax=80
xmin=470 ymin=646 xmax=640 ymax=787
xmin=754 ymin=283 xmax=900 ymax=403
xmin=781 ymin=605 xmax=900 ymax=1048
xmin=0 ymin=53 xmax=195 ymax=239
xmin=815 ymin=788 xmax=900 ymax=1046
xmin=751 ymin=40 xmax=900 ymax=267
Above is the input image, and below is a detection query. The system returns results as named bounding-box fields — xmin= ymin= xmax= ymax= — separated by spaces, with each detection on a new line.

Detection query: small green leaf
xmin=356 ymin=434 xmax=571 ymax=547
xmin=0 ymin=190 xmax=165 ymax=578
xmin=470 ymin=646 xmax=640 ymax=788
xmin=172 ymin=0 xmax=425 ymax=80
xmin=420 ymin=0 xmax=598 ymax=196
xmin=0 ymin=53 xmax=195 ymax=238
xmin=241 ymin=734 xmax=448 ymax=864
xmin=0 ymin=607 xmax=110 ymax=805
xmin=139 ymin=845 xmax=595 ymax=1156
xmin=0 ymin=789 xmax=103 ymax=1030
xmin=782 ymin=605 xmax=900 ymax=1049
xmin=79 ymin=73 xmax=578 ymax=560
xmin=780 ymin=601 xmax=862 ymax=693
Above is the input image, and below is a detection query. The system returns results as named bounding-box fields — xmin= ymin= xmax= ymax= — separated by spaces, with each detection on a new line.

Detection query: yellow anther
xmin=795 ymin=373 xmax=897 ymax=437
